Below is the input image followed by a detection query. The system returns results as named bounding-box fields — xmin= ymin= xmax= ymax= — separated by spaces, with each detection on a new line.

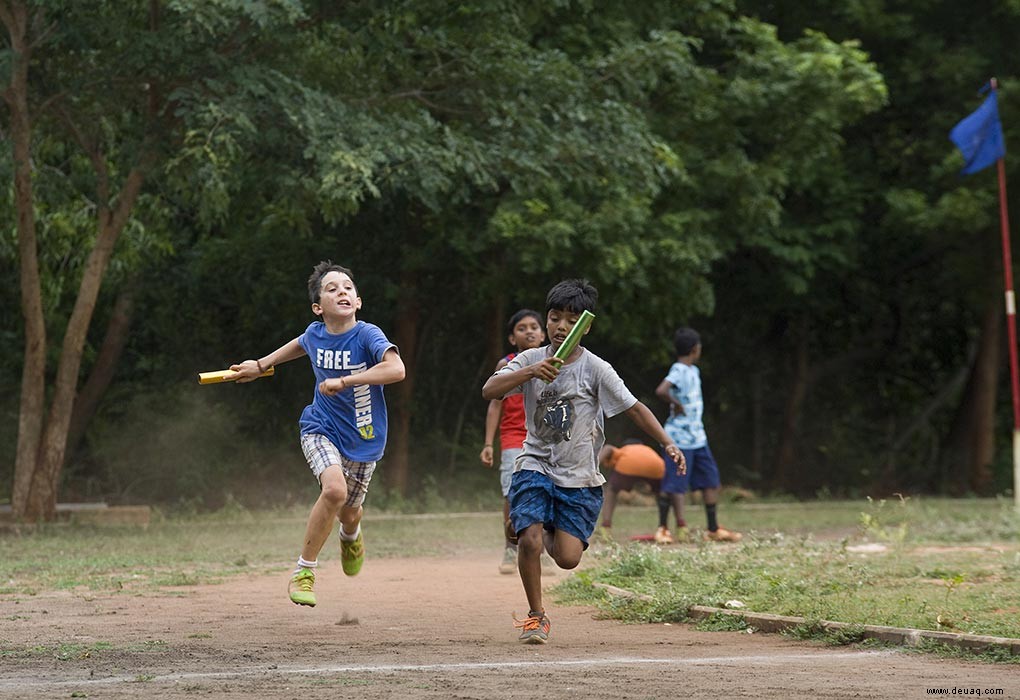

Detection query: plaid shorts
xmin=300 ymin=433 xmax=376 ymax=508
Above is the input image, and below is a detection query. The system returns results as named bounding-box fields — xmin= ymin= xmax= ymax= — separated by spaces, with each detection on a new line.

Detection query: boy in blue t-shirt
xmin=231 ymin=261 xmax=405 ymax=607
xmin=655 ymin=327 xmax=741 ymax=544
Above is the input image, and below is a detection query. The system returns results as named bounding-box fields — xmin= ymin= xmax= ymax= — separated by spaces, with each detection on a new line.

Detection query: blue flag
xmin=950 ymin=91 xmax=1006 ymax=175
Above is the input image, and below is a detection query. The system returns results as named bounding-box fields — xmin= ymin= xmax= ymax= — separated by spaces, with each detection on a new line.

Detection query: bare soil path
xmin=1 ymin=549 xmax=1018 ymax=699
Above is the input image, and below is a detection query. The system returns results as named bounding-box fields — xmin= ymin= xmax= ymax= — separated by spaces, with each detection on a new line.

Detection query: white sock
xmin=339 ymin=523 xmax=361 ymax=541
xmin=296 ymin=557 xmax=317 ymax=572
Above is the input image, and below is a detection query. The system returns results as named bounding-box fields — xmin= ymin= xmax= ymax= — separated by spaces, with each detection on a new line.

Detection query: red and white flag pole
xmin=989 ymin=79 xmax=1020 ymax=507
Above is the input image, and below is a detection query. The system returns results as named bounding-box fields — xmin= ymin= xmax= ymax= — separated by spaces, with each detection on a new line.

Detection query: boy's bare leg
xmin=702 ymin=486 xmax=720 ymax=506
xmin=601 ymin=487 xmax=618 ymax=528
xmin=548 ymin=529 xmax=584 ymax=569
xmin=338 ymin=503 xmax=363 ymax=535
xmin=518 ymin=523 xmax=546 ymax=612
xmin=300 ymin=465 xmax=348 ymax=561
xmin=669 ymin=492 xmax=686 ymax=526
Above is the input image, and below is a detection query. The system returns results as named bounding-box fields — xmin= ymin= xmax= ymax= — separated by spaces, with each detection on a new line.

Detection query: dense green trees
xmin=726 ymin=0 xmax=1020 ymax=495
xmin=2 ymin=0 xmax=1012 ymax=516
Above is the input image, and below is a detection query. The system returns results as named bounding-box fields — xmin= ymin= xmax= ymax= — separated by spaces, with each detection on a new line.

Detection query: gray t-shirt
xmin=497 ymin=345 xmax=637 ymax=487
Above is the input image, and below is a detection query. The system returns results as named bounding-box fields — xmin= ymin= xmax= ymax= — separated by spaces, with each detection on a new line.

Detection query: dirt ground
xmin=1 ymin=548 xmax=1018 ymax=700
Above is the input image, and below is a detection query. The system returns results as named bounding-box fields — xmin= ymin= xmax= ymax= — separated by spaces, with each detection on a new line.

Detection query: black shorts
xmin=607 ymin=470 xmax=661 ymax=493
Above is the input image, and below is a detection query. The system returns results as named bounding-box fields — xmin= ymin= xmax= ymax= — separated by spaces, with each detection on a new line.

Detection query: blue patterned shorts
xmin=300 ymin=433 xmax=376 ymax=508
xmin=507 ymin=469 xmax=603 ymax=549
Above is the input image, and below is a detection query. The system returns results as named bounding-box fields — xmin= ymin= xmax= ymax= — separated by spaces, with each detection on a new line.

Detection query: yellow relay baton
xmin=198 ymin=366 xmax=275 ymax=385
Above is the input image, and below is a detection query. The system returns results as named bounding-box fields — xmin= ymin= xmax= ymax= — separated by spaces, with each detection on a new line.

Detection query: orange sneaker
xmin=704 ymin=526 xmax=743 ymax=543
xmin=653 ymin=526 xmax=675 ymax=545
xmin=513 ymin=611 xmax=550 ymax=644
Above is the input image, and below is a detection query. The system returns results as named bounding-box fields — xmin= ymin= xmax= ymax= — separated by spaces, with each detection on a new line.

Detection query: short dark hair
xmin=673 ymin=327 xmax=701 ymax=356
xmin=307 ymin=260 xmax=355 ymax=304
xmin=507 ymin=308 xmax=542 ymax=333
xmin=546 ymin=278 xmax=598 ymax=314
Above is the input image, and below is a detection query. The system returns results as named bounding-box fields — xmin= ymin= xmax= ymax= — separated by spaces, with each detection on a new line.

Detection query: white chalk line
xmin=0 ymin=650 xmax=894 ymax=689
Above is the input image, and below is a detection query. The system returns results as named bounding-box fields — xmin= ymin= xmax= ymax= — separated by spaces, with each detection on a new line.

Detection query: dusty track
xmin=1 ymin=550 xmax=1018 ymax=699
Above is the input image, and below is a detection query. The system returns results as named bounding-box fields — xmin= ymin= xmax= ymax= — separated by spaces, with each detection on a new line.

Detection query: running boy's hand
xmin=664 ymin=444 xmax=686 ymax=475
xmin=230 ymin=360 xmax=262 ymax=383
xmin=483 ymin=356 xmax=561 ymax=400
xmin=479 ymin=445 xmax=494 ymax=467
xmin=319 ymin=377 xmax=349 ymax=396
xmin=530 ymin=357 xmax=562 ymax=383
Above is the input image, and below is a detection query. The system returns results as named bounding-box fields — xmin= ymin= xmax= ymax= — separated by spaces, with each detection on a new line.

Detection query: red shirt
xmin=499 ymin=353 xmax=527 ymax=449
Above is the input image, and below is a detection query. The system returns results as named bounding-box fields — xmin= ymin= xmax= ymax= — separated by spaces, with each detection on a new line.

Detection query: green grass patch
xmin=557 ymin=497 xmax=1020 ymax=662
xmin=3 ymin=496 xmax=1019 ymax=666
xmin=0 ymin=506 xmax=503 ymax=593
xmin=694 ymin=611 xmax=751 ymax=632
xmin=0 ymin=638 xmax=174 ymax=662
xmin=559 ymin=537 xmax=1020 ymax=639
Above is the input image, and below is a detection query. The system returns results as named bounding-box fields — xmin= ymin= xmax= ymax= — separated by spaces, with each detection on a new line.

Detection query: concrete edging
xmin=592 ymin=582 xmax=1020 ymax=656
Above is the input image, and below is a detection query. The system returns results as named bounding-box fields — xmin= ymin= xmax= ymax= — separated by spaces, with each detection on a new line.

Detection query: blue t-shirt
xmin=662 ymin=362 xmax=708 ymax=449
xmin=297 ymin=320 xmax=397 ymax=462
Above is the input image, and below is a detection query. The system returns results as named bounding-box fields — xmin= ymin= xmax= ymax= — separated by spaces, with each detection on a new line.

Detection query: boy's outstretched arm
xmin=655 ymin=378 xmax=685 ymax=416
xmin=623 ymin=401 xmax=686 ymax=474
xmin=480 ymin=398 xmax=502 ymax=467
xmin=231 ymin=337 xmax=306 ymax=383
xmin=480 ymin=357 xmax=510 ymax=466
xmin=481 ymin=358 xmax=560 ymax=400
xmin=320 ymin=348 xmax=405 ymax=396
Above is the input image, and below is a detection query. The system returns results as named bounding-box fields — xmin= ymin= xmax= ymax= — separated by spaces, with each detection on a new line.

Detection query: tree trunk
xmin=387 ymin=266 xmax=419 ymax=496
xmin=66 ymin=280 xmax=138 ymax=457
xmin=20 ymin=174 xmax=148 ymax=519
xmin=3 ymin=0 xmax=48 ymax=520
xmin=5 ymin=0 xmax=154 ymax=520
xmin=485 ymin=294 xmax=507 ymax=370
xmin=772 ymin=321 xmax=810 ymax=492
xmin=941 ymin=295 xmax=1002 ymax=494
xmin=749 ymin=369 xmax=764 ymax=479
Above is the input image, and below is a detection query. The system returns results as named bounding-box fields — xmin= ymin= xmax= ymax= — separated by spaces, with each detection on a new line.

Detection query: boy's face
xmin=546 ymin=308 xmax=589 ymax=350
xmin=312 ymin=270 xmax=361 ymax=321
xmin=509 ymin=315 xmax=545 ymax=351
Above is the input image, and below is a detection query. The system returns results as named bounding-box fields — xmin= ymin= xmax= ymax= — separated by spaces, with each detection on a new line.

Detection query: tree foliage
xmin=21 ymin=0 xmax=1018 ymax=513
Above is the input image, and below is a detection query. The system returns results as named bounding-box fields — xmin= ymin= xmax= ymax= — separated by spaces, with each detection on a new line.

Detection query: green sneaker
xmin=288 ymin=567 xmax=316 ymax=607
xmin=340 ymin=529 xmax=365 ymax=576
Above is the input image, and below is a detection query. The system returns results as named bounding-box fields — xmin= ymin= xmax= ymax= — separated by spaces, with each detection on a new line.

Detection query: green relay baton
xmin=550 ymin=309 xmax=595 ymax=371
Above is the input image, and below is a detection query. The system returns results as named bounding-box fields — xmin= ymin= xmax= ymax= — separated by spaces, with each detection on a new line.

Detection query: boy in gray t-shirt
xmin=482 ymin=278 xmax=685 ymax=644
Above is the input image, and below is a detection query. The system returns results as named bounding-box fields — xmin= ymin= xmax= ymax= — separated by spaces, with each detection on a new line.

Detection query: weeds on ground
xmin=556 ymin=500 xmax=1020 ymax=649
xmin=785 ymin=621 xmax=867 ymax=646
xmin=858 ymin=495 xmax=910 ymax=545
xmin=694 ymin=612 xmax=751 ymax=632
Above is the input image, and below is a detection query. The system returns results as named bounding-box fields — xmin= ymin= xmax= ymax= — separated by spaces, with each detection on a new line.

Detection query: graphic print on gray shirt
xmin=535 ymin=387 xmax=574 ymax=443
